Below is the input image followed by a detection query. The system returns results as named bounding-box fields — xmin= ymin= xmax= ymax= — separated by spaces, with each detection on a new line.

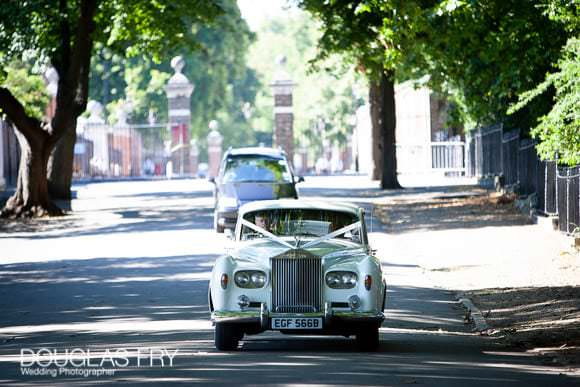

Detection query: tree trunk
xmin=0 ymin=0 xmax=97 ymax=218
xmin=48 ymin=122 xmax=77 ymax=200
xmin=369 ymin=80 xmax=383 ymax=181
xmin=369 ymin=70 xmax=401 ymax=188
xmin=1 ymin=123 xmax=62 ymax=218
xmin=380 ymin=70 xmax=401 ymax=189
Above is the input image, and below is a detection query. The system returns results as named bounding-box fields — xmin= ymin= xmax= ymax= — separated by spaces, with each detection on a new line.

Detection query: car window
xmin=241 ymin=209 xmax=361 ymax=243
xmin=222 ymin=156 xmax=292 ymax=183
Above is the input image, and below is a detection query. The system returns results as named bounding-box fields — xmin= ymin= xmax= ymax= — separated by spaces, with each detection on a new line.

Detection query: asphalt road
xmin=0 ymin=176 xmax=577 ymax=386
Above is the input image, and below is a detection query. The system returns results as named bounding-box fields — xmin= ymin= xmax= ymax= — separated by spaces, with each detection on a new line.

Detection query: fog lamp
xmin=348 ymin=295 xmax=361 ymax=310
xmin=238 ymin=295 xmax=250 ymax=309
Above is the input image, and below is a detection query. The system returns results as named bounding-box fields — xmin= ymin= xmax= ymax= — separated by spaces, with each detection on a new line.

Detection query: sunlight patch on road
xmin=426 ymin=360 xmax=574 ymax=376
xmin=0 ymin=318 xmax=212 ymax=337
xmin=379 ymin=327 xmax=474 ymax=336
xmin=104 ymin=272 xmax=211 ymax=283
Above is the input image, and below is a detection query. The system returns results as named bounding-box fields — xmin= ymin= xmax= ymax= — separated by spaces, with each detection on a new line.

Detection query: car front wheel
xmin=356 ymin=323 xmax=380 ymax=351
xmin=215 ymin=323 xmax=241 ymax=350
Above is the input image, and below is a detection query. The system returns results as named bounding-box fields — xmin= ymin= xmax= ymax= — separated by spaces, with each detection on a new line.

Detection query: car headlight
xmin=219 ymin=197 xmax=238 ymax=209
xmin=234 ymin=270 xmax=266 ymax=288
xmin=325 ymin=271 xmax=358 ymax=289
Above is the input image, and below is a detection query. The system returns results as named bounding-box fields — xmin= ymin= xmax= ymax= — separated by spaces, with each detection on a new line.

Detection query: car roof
xmin=225 ymin=147 xmax=285 ymax=159
xmin=239 ymin=199 xmax=361 ymax=217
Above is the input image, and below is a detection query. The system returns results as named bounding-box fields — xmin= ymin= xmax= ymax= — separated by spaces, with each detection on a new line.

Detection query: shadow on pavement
xmin=0 ymin=254 xmax=576 ymax=386
xmin=376 ymin=194 xmax=532 ymax=234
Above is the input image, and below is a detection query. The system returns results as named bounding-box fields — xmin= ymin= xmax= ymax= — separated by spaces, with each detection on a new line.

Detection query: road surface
xmin=0 ymin=176 xmax=576 ymax=385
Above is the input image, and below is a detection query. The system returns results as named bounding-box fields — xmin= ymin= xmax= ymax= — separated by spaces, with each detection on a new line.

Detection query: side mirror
xmin=296 ymin=176 xmax=305 ymax=183
xmin=224 ymin=228 xmax=235 ymax=240
xmin=208 ymin=177 xmax=216 ymax=184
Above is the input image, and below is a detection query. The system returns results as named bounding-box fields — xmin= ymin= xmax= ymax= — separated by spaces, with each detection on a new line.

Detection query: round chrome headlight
xmin=234 ymin=270 xmax=266 ymax=288
xmin=325 ymin=271 xmax=358 ymax=289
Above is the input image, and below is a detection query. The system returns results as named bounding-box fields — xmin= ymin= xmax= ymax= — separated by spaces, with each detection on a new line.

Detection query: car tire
xmin=356 ymin=324 xmax=380 ymax=351
xmin=214 ymin=214 xmax=225 ymax=233
xmin=215 ymin=323 xmax=240 ymax=350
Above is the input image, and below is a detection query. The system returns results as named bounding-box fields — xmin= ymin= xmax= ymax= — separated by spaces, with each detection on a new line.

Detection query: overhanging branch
xmin=0 ymin=87 xmax=46 ymax=141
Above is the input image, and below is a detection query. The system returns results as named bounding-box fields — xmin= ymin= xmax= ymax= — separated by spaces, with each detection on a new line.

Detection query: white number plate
xmin=271 ymin=318 xmax=323 ymax=330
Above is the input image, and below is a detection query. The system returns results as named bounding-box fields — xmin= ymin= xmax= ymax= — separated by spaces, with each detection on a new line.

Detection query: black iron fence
xmin=471 ymin=124 xmax=503 ymax=177
xmin=557 ymin=166 xmax=580 ymax=234
xmin=468 ymin=125 xmax=579 ymax=234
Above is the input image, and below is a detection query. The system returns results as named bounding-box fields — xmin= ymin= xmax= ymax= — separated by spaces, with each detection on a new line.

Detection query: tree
xmin=299 ymin=1 xmax=430 ymax=188
xmin=87 ymin=1 xmax=259 ymax=160
xmin=0 ymin=0 xmax=222 ymax=217
xmin=508 ymin=3 xmax=579 ymax=165
xmin=246 ymin=11 xmax=365 ymax=164
xmin=401 ymin=0 xmax=569 ymax=132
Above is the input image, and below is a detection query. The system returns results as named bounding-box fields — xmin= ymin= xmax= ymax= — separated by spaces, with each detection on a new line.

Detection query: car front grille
xmin=271 ymin=249 xmax=322 ymax=313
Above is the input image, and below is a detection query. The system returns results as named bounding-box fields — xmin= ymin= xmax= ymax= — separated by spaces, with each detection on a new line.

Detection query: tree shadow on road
xmin=0 ymin=196 xmax=214 ymax=239
xmin=376 ymin=193 xmax=532 ymax=234
xmin=0 ymin=256 xmax=576 ymax=385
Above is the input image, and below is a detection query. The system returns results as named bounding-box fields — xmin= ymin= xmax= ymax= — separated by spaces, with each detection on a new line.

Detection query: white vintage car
xmin=208 ymin=200 xmax=386 ymax=350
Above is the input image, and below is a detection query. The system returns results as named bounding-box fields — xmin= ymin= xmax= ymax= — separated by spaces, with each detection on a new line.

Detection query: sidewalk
xmin=372 ymin=188 xmax=580 ymax=368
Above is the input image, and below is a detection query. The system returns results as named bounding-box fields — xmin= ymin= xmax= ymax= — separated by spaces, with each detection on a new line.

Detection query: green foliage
xmin=510 ymin=38 xmax=580 ymax=165
xmin=247 ymin=10 xmax=365 ymax=157
xmin=402 ymin=0 xmax=569 ymax=131
xmin=1 ymin=63 xmax=49 ymax=120
xmin=299 ymin=0 xmax=428 ymax=80
xmin=88 ymin=0 xmax=258 ymax=159
xmin=0 ymin=1 xmax=223 ymax=70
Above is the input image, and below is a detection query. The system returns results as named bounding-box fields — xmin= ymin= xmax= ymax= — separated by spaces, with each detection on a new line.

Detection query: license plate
xmin=271 ymin=317 xmax=323 ymax=330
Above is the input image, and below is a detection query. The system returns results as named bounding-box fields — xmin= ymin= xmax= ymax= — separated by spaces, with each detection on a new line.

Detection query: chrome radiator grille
xmin=271 ymin=250 xmax=322 ymax=313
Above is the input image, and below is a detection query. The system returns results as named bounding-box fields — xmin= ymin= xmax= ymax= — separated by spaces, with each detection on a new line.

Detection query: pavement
xmin=0 ymin=175 xmax=578 ymax=385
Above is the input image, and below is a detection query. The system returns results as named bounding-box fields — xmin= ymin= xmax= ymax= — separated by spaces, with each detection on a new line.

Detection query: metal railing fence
xmin=501 ymin=129 xmax=520 ymax=186
xmin=557 ymin=166 xmax=580 ymax=234
xmin=74 ymin=123 xmax=169 ymax=179
xmin=468 ymin=123 xmax=579 ymax=234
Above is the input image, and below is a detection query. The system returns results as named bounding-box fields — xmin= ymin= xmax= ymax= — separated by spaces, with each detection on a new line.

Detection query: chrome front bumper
xmin=211 ymin=302 xmax=385 ymax=328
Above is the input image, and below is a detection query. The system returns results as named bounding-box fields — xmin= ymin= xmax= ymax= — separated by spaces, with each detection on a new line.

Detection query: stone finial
xmin=207 ymin=120 xmax=223 ymax=146
xmin=168 ymin=56 xmax=189 ymax=85
xmin=273 ymin=55 xmax=291 ymax=83
xmin=208 ymin=119 xmax=219 ymax=132
xmin=166 ymin=56 xmax=194 ymax=97
xmin=275 ymin=55 xmax=287 ymax=67
xmin=44 ymin=67 xmax=59 ymax=97
xmin=271 ymin=54 xmax=295 ymax=94
xmin=86 ymin=100 xmax=105 ymax=124
xmin=171 ymin=56 xmax=185 ymax=74
xmin=114 ymin=100 xmax=133 ymax=127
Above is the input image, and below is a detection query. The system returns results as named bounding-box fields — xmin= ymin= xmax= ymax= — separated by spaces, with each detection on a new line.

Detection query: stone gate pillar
xmin=270 ymin=55 xmax=296 ymax=164
xmin=207 ymin=120 xmax=223 ymax=178
xmin=165 ymin=56 xmax=194 ymax=176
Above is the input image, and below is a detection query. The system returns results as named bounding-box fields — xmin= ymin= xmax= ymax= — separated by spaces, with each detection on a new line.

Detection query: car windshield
xmin=222 ymin=155 xmax=292 ymax=183
xmin=241 ymin=208 xmax=362 ymax=243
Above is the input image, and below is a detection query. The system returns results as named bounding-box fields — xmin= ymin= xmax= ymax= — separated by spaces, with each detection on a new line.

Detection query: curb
xmin=457 ymin=294 xmax=489 ymax=333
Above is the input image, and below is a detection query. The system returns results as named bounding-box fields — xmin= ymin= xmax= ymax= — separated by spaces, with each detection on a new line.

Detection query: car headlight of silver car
xmin=325 ymin=271 xmax=358 ymax=289
xmin=234 ymin=270 xmax=267 ymax=288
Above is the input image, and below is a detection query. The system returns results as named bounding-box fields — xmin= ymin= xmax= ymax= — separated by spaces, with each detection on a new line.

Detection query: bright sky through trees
xmin=238 ymin=0 xmax=294 ymax=30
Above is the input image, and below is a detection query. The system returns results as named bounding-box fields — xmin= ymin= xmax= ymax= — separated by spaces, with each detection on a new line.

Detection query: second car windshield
xmin=222 ymin=156 xmax=292 ymax=183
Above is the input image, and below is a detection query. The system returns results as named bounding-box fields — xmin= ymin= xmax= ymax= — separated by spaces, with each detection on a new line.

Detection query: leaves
xmin=1 ymin=63 xmax=49 ymax=120
xmin=525 ymin=38 xmax=580 ymax=165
